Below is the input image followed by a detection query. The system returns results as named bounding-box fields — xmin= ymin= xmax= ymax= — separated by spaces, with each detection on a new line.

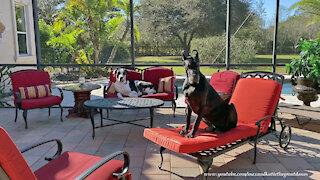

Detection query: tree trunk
xmin=87 ymin=9 xmax=100 ymax=64
xmin=107 ymin=21 xmax=130 ymax=64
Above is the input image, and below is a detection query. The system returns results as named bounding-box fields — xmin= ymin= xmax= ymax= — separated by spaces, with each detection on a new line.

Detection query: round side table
xmin=63 ymin=84 xmax=101 ymax=118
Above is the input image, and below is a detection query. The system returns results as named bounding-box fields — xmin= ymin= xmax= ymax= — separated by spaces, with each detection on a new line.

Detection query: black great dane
xmin=180 ymin=50 xmax=238 ymax=138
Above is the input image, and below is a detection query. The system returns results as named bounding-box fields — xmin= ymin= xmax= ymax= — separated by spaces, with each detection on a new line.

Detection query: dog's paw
xmin=205 ymin=126 xmax=215 ymax=132
xmin=214 ymin=129 xmax=223 ymax=134
xmin=180 ymin=128 xmax=188 ymax=135
xmin=185 ymin=132 xmax=195 ymax=138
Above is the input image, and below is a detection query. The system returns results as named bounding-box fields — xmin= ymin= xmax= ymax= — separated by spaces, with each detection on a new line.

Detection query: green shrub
xmin=191 ymin=36 xmax=257 ymax=64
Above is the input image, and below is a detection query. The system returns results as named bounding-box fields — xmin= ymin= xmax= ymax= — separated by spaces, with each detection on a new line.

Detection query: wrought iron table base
xmin=89 ymin=108 xmax=154 ymax=139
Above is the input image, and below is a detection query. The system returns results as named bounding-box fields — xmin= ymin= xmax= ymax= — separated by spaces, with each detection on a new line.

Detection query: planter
xmin=293 ymin=77 xmax=318 ymax=106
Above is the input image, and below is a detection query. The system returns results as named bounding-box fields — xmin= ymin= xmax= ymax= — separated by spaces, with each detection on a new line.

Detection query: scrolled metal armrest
xmin=75 ymin=151 xmax=130 ymax=180
xmin=52 ymin=87 xmax=64 ymax=101
xmin=254 ymin=115 xmax=274 ymax=126
xmin=20 ymin=139 xmax=63 ymax=161
xmin=14 ymin=91 xmax=22 ymax=108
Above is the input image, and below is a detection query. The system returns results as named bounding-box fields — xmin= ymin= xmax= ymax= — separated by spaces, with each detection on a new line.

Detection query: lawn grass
xmin=133 ymin=54 xmax=295 ymax=75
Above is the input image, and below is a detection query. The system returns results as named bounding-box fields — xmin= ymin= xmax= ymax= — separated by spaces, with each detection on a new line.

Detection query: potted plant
xmin=286 ymin=38 xmax=320 ymax=87
xmin=286 ymin=38 xmax=320 ymax=105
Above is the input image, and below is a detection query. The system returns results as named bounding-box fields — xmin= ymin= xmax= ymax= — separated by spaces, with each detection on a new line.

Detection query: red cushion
xmin=142 ymin=92 xmax=174 ymax=100
xmin=104 ymin=93 xmax=118 ymax=98
xmin=34 ymin=151 xmax=131 ymax=180
xmin=230 ymin=78 xmax=282 ymax=133
xmin=11 ymin=71 xmax=52 ymax=92
xmin=0 ymin=127 xmax=36 ymax=180
xmin=109 ymin=69 xmax=142 ymax=83
xmin=143 ymin=67 xmax=174 ymax=89
xmin=15 ymin=95 xmax=62 ymax=109
xmin=210 ymin=71 xmax=240 ymax=94
xmin=143 ymin=122 xmax=257 ymax=153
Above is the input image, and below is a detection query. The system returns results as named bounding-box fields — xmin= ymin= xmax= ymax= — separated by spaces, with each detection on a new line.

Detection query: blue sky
xmin=263 ymin=0 xmax=301 ymax=25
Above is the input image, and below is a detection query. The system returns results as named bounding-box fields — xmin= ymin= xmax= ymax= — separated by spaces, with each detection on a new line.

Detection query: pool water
xmin=176 ymin=80 xmax=294 ymax=95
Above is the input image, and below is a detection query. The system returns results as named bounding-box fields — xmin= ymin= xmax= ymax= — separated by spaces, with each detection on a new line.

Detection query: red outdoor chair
xmin=0 ymin=126 xmax=131 ymax=180
xmin=209 ymin=70 xmax=240 ymax=102
xmin=11 ymin=70 xmax=63 ymax=129
xmin=184 ymin=70 xmax=240 ymax=106
xmin=142 ymin=67 xmax=177 ymax=116
xmin=104 ymin=67 xmax=178 ymax=116
xmin=144 ymin=71 xmax=291 ymax=177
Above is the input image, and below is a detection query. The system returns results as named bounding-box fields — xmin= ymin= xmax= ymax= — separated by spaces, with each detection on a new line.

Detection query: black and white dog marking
xmin=181 ymin=50 xmax=238 ymax=138
xmin=114 ymin=68 xmax=156 ymax=99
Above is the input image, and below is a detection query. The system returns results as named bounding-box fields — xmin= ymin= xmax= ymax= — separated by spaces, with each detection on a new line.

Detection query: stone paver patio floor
xmin=0 ymin=107 xmax=319 ymax=179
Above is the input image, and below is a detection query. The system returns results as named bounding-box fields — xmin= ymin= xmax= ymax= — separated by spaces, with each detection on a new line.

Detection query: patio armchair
xmin=0 ymin=126 xmax=131 ymax=180
xmin=184 ymin=70 xmax=240 ymax=106
xmin=10 ymin=70 xmax=63 ymax=129
xmin=104 ymin=67 xmax=178 ymax=116
xmin=144 ymin=71 xmax=291 ymax=177
xmin=209 ymin=70 xmax=240 ymax=102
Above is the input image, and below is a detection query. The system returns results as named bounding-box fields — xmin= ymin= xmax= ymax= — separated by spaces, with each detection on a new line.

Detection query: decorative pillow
xmin=106 ymin=82 xmax=116 ymax=94
xmin=19 ymin=84 xmax=51 ymax=99
xmin=158 ymin=76 xmax=175 ymax=93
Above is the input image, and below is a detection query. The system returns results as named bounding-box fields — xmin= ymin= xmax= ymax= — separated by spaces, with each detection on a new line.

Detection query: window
xmin=15 ymin=4 xmax=28 ymax=55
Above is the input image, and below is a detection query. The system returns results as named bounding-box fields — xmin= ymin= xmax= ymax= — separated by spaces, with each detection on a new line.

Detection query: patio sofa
xmin=104 ymin=67 xmax=178 ymax=116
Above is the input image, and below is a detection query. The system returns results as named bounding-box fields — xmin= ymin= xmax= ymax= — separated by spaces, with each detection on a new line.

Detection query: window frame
xmin=14 ymin=3 xmax=29 ymax=56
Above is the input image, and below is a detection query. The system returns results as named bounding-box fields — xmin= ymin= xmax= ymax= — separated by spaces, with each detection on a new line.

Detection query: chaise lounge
xmin=144 ymin=71 xmax=292 ymax=178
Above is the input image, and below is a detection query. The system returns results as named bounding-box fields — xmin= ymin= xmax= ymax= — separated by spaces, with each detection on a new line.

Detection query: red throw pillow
xmin=158 ymin=76 xmax=175 ymax=93
xmin=19 ymin=84 xmax=51 ymax=99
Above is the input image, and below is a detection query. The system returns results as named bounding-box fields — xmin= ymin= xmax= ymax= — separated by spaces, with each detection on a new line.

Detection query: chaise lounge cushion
xmin=34 ymin=151 xmax=131 ymax=180
xmin=230 ymin=78 xmax=282 ymax=133
xmin=144 ymin=78 xmax=282 ymax=153
xmin=144 ymin=122 xmax=257 ymax=153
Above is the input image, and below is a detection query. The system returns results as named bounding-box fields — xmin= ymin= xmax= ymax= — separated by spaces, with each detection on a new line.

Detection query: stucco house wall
xmin=0 ymin=0 xmax=37 ymax=65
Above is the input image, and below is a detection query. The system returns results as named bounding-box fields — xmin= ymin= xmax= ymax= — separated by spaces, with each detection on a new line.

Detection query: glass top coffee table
xmin=84 ymin=98 xmax=164 ymax=138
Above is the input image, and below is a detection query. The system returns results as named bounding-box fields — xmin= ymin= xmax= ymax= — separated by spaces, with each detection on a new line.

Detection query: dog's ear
xmin=181 ymin=50 xmax=187 ymax=61
xmin=193 ymin=50 xmax=199 ymax=62
xmin=114 ymin=68 xmax=119 ymax=74
xmin=124 ymin=69 xmax=128 ymax=74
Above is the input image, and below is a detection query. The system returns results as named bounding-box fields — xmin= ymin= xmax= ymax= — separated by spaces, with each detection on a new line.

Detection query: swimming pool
xmin=175 ymin=79 xmax=294 ymax=95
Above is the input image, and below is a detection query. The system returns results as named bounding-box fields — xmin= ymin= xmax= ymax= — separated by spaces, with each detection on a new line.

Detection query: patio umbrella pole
xmin=272 ymin=0 xmax=280 ymax=73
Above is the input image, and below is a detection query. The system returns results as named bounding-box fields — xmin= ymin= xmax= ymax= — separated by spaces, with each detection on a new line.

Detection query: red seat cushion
xmin=15 ymin=95 xmax=62 ymax=109
xmin=142 ymin=92 xmax=174 ymax=100
xmin=104 ymin=93 xmax=119 ymax=98
xmin=144 ymin=122 xmax=257 ymax=153
xmin=210 ymin=71 xmax=240 ymax=95
xmin=230 ymin=78 xmax=282 ymax=133
xmin=143 ymin=67 xmax=174 ymax=89
xmin=0 ymin=127 xmax=36 ymax=180
xmin=110 ymin=69 xmax=142 ymax=83
xmin=34 ymin=151 xmax=131 ymax=180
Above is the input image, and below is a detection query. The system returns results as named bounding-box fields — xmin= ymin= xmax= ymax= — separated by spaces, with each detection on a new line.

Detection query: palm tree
xmin=291 ymin=0 xmax=320 ymax=36
xmin=106 ymin=0 xmax=140 ymax=64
